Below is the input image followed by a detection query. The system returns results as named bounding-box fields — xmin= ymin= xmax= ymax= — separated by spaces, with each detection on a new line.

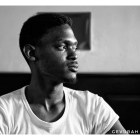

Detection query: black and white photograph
xmin=0 ymin=4 xmax=140 ymax=137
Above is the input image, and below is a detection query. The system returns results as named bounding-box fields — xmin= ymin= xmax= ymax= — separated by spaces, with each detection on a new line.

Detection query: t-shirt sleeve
xmin=90 ymin=94 xmax=119 ymax=134
xmin=0 ymin=98 xmax=10 ymax=134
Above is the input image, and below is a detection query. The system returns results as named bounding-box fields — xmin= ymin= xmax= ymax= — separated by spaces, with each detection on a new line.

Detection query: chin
xmin=63 ymin=73 xmax=77 ymax=84
xmin=64 ymin=77 xmax=77 ymax=84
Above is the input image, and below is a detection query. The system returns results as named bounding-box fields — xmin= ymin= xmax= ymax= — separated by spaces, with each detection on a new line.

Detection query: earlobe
xmin=23 ymin=44 xmax=36 ymax=61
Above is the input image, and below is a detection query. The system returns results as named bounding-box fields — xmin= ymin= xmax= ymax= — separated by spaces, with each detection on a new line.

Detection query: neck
xmin=25 ymin=73 xmax=64 ymax=106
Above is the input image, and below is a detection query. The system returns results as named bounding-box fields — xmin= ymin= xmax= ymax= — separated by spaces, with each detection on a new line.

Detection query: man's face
xmin=35 ymin=24 xmax=78 ymax=84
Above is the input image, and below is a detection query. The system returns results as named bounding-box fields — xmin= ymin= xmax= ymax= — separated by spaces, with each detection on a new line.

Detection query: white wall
xmin=0 ymin=6 xmax=140 ymax=73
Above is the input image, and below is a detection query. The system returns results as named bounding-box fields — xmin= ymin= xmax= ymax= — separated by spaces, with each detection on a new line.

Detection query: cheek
xmin=39 ymin=53 xmax=66 ymax=73
xmin=39 ymin=58 xmax=50 ymax=73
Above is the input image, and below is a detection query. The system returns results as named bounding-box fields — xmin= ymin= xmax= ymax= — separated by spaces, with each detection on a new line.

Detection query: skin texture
xmin=23 ymin=24 xmax=78 ymax=122
xmin=35 ymin=24 xmax=78 ymax=84
xmin=23 ymin=24 xmax=126 ymax=133
xmin=106 ymin=120 xmax=127 ymax=134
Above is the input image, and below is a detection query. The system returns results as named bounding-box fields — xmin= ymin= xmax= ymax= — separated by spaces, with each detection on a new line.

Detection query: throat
xmin=25 ymin=84 xmax=64 ymax=105
xmin=30 ymin=95 xmax=66 ymax=123
xmin=25 ymin=85 xmax=66 ymax=122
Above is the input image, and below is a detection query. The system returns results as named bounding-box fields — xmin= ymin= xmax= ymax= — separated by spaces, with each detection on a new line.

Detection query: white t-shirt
xmin=0 ymin=86 xmax=119 ymax=134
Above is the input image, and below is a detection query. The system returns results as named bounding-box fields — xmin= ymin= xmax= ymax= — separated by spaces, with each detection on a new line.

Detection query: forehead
xmin=41 ymin=24 xmax=77 ymax=44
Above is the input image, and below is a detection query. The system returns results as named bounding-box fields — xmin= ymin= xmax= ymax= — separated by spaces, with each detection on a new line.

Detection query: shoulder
xmin=64 ymin=87 xmax=119 ymax=134
xmin=0 ymin=86 xmax=26 ymax=110
xmin=63 ymin=86 xmax=101 ymax=107
xmin=63 ymin=86 xmax=115 ymax=114
xmin=0 ymin=87 xmax=26 ymax=134
xmin=0 ymin=86 xmax=26 ymax=120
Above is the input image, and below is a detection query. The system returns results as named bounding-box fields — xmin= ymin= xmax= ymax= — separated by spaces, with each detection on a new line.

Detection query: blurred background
xmin=0 ymin=6 xmax=140 ymax=134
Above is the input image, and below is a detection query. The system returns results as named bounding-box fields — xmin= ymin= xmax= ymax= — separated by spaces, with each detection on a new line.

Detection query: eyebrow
xmin=57 ymin=39 xmax=78 ymax=45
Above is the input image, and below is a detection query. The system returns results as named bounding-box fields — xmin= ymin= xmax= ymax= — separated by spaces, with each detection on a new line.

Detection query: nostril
xmin=67 ymin=54 xmax=78 ymax=60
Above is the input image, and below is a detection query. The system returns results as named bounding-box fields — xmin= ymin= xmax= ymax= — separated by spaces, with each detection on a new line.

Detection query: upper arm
xmin=106 ymin=120 xmax=127 ymax=134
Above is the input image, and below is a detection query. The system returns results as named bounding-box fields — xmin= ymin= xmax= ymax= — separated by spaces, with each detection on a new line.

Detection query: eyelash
xmin=58 ymin=44 xmax=77 ymax=51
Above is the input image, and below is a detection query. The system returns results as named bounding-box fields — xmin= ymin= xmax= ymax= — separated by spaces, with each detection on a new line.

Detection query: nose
xmin=67 ymin=50 xmax=78 ymax=61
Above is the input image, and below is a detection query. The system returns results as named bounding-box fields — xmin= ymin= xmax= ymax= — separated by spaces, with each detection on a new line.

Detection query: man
xmin=0 ymin=12 xmax=126 ymax=134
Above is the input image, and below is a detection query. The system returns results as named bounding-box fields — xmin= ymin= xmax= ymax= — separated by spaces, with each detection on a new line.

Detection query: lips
xmin=67 ymin=62 xmax=78 ymax=72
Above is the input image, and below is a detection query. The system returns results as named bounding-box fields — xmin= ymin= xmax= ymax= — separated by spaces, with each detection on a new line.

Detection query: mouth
xmin=67 ymin=62 xmax=78 ymax=72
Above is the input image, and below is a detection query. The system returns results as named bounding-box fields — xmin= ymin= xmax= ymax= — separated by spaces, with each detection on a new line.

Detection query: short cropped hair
xmin=19 ymin=12 xmax=72 ymax=62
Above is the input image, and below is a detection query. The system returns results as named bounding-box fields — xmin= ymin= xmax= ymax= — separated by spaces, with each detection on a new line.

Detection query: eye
xmin=69 ymin=45 xmax=78 ymax=51
xmin=57 ymin=44 xmax=67 ymax=51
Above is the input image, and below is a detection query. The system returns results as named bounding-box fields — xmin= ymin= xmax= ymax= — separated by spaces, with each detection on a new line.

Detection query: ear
xmin=23 ymin=44 xmax=36 ymax=61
